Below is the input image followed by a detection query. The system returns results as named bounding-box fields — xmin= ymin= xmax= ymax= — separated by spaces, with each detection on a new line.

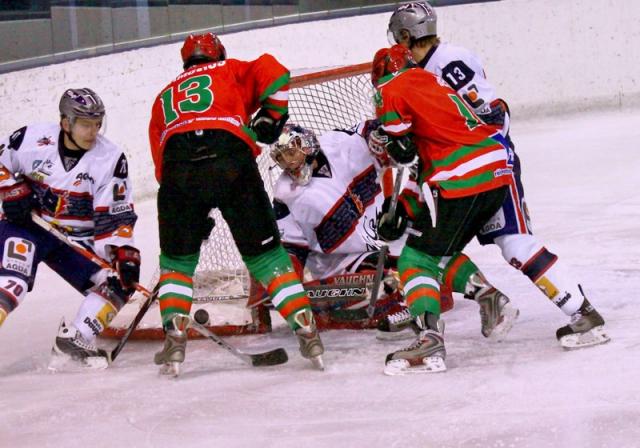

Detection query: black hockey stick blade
xmin=249 ymin=348 xmax=289 ymax=367
xmin=190 ymin=320 xmax=288 ymax=367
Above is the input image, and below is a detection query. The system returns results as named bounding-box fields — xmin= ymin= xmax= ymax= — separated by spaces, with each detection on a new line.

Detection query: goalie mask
xmin=270 ymin=124 xmax=320 ymax=186
xmin=387 ymin=2 xmax=437 ymax=45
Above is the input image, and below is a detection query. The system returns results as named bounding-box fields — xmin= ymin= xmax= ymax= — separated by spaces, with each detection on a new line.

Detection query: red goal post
xmin=103 ymin=62 xmax=374 ymax=340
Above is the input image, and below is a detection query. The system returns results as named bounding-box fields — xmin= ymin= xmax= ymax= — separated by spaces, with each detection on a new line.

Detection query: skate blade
xmin=310 ymin=355 xmax=325 ymax=371
xmin=559 ymin=326 xmax=610 ymax=350
xmin=383 ymin=356 xmax=447 ymax=376
xmin=487 ymin=305 xmax=520 ymax=342
xmin=48 ymin=352 xmax=109 ymax=372
xmin=376 ymin=328 xmax=417 ymax=342
xmin=159 ymin=362 xmax=181 ymax=377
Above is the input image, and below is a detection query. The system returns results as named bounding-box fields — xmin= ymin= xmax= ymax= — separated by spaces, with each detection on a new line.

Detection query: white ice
xmin=1 ymin=108 xmax=639 ymax=447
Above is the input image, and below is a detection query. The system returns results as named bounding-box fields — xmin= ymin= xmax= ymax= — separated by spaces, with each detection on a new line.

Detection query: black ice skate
xmin=384 ymin=313 xmax=446 ymax=375
xmin=49 ymin=318 xmax=109 ymax=371
xmin=154 ymin=314 xmax=190 ymax=377
xmin=556 ymin=299 xmax=610 ymax=349
xmin=293 ymin=309 xmax=325 ymax=370
xmin=376 ymin=307 xmax=419 ymax=341
xmin=466 ymin=272 xmax=519 ymax=341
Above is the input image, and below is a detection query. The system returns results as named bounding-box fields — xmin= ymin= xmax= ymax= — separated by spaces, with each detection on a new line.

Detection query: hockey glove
xmin=377 ymin=197 xmax=408 ymax=242
xmin=0 ymin=181 xmax=36 ymax=224
xmin=386 ymin=134 xmax=417 ymax=166
xmin=367 ymin=127 xmax=391 ymax=166
xmin=112 ymin=245 xmax=141 ymax=290
xmin=250 ymin=108 xmax=289 ymax=144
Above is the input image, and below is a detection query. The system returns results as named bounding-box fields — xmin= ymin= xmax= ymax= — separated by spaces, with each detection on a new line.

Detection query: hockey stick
xmin=189 ymin=319 xmax=288 ymax=367
xmin=29 ymin=213 xmax=153 ymax=299
xmin=107 ymin=286 xmax=158 ymax=363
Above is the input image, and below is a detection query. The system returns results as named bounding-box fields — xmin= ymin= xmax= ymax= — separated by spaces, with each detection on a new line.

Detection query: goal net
xmin=104 ymin=62 xmax=374 ymax=340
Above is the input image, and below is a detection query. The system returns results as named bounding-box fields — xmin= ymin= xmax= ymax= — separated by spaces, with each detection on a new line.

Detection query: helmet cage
xmin=270 ymin=124 xmax=320 ymax=186
xmin=387 ymin=2 xmax=437 ymax=45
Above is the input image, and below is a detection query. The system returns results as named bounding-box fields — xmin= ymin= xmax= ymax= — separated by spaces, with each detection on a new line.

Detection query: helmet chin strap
xmin=62 ymin=118 xmax=90 ymax=151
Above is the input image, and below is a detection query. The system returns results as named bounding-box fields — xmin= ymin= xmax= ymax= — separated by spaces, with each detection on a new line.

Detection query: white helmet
xmin=270 ymin=124 xmax=320 ymax=186
xmin=388 ymin=2 xmax=437 ymax=45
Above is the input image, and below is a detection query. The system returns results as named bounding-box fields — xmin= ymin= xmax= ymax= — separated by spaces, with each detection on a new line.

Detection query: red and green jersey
xmin=149 ymin=54 xmax=289 ymax=182
xmin=375 ymin=68 xmax=511 ymax=198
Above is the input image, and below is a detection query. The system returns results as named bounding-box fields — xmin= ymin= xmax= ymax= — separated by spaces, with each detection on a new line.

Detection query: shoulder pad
xmin=8 ymin=126 xmax=27 ymax=151
xmin=113 ymin=153 xmax=129 ymax=179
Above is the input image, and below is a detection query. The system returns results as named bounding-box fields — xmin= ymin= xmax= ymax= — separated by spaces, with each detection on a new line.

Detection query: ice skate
xmin=557 ymin=299 xmax=610 ymax=349
xmin=376 ymin=307 xmax=419 ymax=341
xmin=49 ymin=318 xmax=109 ymax=371
xmin=467 ymin=273 xmax=519 ymax=341
xmin=293 ymin=309 xmax=325 ymax=370
xmin=384 ymin=313 xmax=446 ymax=375
xmin=154 ymin=314 xmax=190 ymax=377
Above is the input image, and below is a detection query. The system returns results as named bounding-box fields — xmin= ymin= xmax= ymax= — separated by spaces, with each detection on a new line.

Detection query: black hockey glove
xmin=386 ymin=133 xmax=417 ymax=165
xmin=478 ymin=99 xmax=509 ymax=126
xmin=249 ymin=108 xmax=289 ymax=144
xmin=377 ymin=197 xmax=408 ymax=242
xmin=0 ymin=181 xmax=36 ymax=224
xmin=112 ymin=245 xmax=141 ymax=290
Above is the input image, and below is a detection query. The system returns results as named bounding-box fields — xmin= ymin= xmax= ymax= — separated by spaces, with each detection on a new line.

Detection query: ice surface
xmin=1 ymin=108 xmax=639 ymax=447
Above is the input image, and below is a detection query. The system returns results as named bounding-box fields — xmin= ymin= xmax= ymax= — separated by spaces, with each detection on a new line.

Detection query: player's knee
xmin=0 ymin=275 xmax=28 ymax=322
xmin=494 ymin=234 xmax=543 ymax=270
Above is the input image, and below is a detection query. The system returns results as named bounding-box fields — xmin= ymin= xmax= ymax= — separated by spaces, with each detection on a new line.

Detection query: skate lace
xmin=72 ymin=334 xmax=99 ymax=352
xmin=388 ymin=308 xmax=412 ymax=325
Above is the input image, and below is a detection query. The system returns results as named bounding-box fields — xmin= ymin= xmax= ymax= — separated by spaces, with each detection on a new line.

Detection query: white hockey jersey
xmin=419 ymin=42 xmax=510 ymax=135
xmin=273 ymin=128 xmax=402 ymax=280
xmin=0 ymin=123 xmax=137 ymax=259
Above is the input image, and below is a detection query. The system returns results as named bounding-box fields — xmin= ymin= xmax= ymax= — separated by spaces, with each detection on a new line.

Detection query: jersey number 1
xmin=160 ymin=75 xmax=214 ymax=125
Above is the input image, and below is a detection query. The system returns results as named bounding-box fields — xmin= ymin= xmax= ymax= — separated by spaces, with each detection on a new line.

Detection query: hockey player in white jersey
xmin=385 ymin=2 xmax=609 ymax=349
xmin=0 ymin=88 xmax=140 ymax=368
xmin=269 ymin=122 xmax=454 ymax=331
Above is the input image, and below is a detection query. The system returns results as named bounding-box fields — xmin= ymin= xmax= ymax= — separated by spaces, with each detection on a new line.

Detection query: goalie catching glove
xmin=377 ymin=196 xmax=408 ymax=241
xmin=112 ymin=245 xmax=141 ymax=290
xmin=249 ymin=108 xmax=289 ymax=145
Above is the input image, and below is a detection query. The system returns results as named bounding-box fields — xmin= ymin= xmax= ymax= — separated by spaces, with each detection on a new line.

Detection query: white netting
xmin=193 ymin=64 xmax=373 ymax=301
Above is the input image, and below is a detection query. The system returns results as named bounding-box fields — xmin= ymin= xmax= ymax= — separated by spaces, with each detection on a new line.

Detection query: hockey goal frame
xmin=102 ymin=61 xmax=374 ymax=340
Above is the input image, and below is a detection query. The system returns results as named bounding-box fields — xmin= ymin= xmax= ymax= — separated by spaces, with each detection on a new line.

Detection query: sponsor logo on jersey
xmin=37 ymin=136 xmax=54 ymax=146
xmin=493 ymin=168 xmax=512 ymax=177
xmin=2 ymin=238 xmax=35 ymax=277
xmin=113 ymin=154 xmax=129 ymax=179
xmin=113 ymin=225 xmax=133 ymax=238
xmin=112 ymin=182 xmax=126 ymax=201
xmin=30 ymin=159 xmax=54 ymax=180
xmin=73 ymin=172 xmax=95 ymax=186
xmin=110 ymin=202 xmax=132 ymax=215
xmin=479 ymin=208 xmax=505 ymax=235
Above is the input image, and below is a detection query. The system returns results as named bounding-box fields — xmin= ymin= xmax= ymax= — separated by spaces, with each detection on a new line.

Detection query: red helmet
xmin=181 ymin=33 xmax=226 ymax=69
xmin=371 ymin=45 xmax=416 ymax=86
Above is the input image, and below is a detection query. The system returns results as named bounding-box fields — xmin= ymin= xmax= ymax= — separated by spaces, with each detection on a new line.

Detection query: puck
xmin=193 ymin=308 xmax=210 ymax=325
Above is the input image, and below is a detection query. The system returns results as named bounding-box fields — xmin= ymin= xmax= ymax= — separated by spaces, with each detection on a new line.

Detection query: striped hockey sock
xmin=243 ymin=245 xmax=311 ymax=330
xmin=158 ymin=271 xmax=194 ymax=327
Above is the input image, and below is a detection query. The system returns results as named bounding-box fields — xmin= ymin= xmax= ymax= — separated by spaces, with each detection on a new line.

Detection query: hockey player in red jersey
xmin=372 ymin=45 xmax=521 ymax=374
xmin=386 ymin=2 xmax=609 ymax=350
xmin=149 ymin=33 xmax=324 ymax=374
xmin=0 ymin=88 xmax=140 ymax=369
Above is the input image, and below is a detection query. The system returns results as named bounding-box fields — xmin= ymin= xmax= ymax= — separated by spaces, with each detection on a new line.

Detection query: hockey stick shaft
xmin=366 ymin=244 xmax=389 ymax=318
xmin=107 ymin=287 xmax=157 ymax=363
xmin=387 ymin=165 xmax=404 ymax=219
xmin=30 ymin=213 xmax=152 ymax=299
xmin=189 ymin=319 xmax=288 ymax=367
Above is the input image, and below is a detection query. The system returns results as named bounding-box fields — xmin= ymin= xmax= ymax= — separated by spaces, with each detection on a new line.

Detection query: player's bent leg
xmin=153 ymin=254 xmax=198 ymax=374
xmin=0 ymin=275 xmax=28 ymax=329
xmin=495 ymin=234 xmax=609 ymax=347
xmin=384 ymin=247 xmax=446 ymax=375
xmin=243 ymin=245 xmax=324 ymax=368
xmin=441 ymin=252 xmax=519 ymax=341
